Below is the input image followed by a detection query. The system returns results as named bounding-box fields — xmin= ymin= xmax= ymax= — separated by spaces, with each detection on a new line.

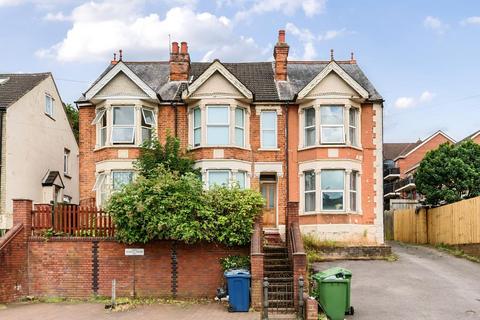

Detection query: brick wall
xmin=27 ymin=238 xmax=248 ymax=300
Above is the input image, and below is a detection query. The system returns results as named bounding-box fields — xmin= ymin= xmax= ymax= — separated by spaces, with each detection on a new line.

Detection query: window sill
xmin=258 ymin=148 xmax=280 ymax=151
xmin=45 ymin=113 xmax=55 ymax=121
xmin=298 ymin=145 xmax=363 ymax=151
xmin=189 ymin=145 xmax=251 ymax=151
xmin=94 ymin=145 xmax=140 ymax=152
xmin=300 ymin=210 xmax=362 ymax=216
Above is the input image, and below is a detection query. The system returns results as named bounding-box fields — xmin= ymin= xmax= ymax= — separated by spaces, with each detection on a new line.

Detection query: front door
xmin=261 ymin=180 xmax=277 ymax=227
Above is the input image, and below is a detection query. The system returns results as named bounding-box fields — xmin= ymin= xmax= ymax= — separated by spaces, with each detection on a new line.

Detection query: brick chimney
xmin=170 ymin=41 xmax=190 ymax=81
xmin=273 ymin=30 xmax=289 ymax=81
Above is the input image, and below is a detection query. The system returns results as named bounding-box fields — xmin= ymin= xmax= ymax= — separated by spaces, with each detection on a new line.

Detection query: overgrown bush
xmin=220 ymin=255 xmax=251 ymax=271
xmin=107 ymin=166 xmax=264 ymax=246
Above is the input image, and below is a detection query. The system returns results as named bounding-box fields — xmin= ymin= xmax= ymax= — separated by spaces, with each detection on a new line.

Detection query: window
xmin=261 ymin=111 xmax=277 ymax=148
xmin=63 ymin=195 xmax=72 ymax=204
xmin=141 ymin=108 xmax=155 ymax=143
xmin=45 ymin=94 xmax=54 ymax=117
xmin=235 ymin=108 xmax=245 ymax=147
xmin=112 ymin=171 xmax=134 ymax=191
xmin=193 ymin=107 xmax=201 ymax=147
xmin=93 ymin=173 xmax=108 ymax=207
xmin=207 ymin=106 xmax=229 ymax=145
xmin=350 ymin=171 xmax=358 ymax=211
xmin=321 ymin=170 xmax=344 ymax=211
xmin=349 ymin=108 xmax=358 ymax=146
xmin=320 ymin=106 xmax=344 ymax=144
xmin=304 ymin=107 xmax=316 ymax=147
xmin=235 ymin=171 xmax=246 ymax=189
xmin=63 ymin=149 xmax=70 ymax=175
xmin=304 ymin=170 xmax=316 ymax=212
xmin=92 ymin=108 xmax=107 ymax=146
xmin=208 ymin=170 xmax=230 ymax=188
xmin=111 ymin=106 xmax=135 ymax=144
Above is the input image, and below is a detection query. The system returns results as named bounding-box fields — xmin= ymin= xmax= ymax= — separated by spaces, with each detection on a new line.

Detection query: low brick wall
xmin=313 ymin=244 xmax=392 ymax=261
xmin=0 ymin=224 xmax=28 ymax=302
xmin=28 ymin=237 xmax=248 ymax=299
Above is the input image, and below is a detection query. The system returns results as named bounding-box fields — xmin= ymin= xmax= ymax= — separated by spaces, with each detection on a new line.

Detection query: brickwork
xmin=313 ymin=244 xmax=392 ymax=260
xmin=79 ymin=106 xmax=96 ymax=202
xmin=304 ymin=295 xmax=319 ymax=320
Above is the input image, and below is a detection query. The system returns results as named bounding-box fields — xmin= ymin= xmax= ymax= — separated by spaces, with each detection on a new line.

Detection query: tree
xmin=64 ymin=103 xmax=79 ymax=140
xmin=135 ymin=135 xmax=199 ymax=178
xmin=415 ymin=141 xmax=480 ymax=206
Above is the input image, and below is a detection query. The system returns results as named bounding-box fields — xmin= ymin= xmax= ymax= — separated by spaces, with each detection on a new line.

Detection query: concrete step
xmin=265 ymin=270 xmax=293 ymax=277
xmin=264 ymin=245 xmax=288 ymax=252
xmin=265 ymin=259 xmax=291 ymax=267
xmin=264 ymin=252 xmax=289 ymax=259
xmin=267 ymin=277 xmax=294 ymax=284
xmin=268 ymin=314 xmax=297 ymax=320
xmin=265 ymin=265 xmax=292 ymax=272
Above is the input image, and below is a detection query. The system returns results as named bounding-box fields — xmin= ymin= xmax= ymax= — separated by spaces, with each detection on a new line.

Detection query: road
xmin=313 ymin=242 xmax=480 ymax=320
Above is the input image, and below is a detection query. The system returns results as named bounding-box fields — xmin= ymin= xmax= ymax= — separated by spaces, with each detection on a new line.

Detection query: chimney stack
xmin=111 ymin=52 xmax=117 ymax=65
xmin=273 ymin=30 xmax=289 ymax=81
xmin=170 ymin=41 xmax=190 ymax=81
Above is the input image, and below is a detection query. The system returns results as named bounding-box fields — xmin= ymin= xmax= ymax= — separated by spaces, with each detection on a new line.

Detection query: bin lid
xmin=313 ymin=267 xmax=352 ymax=281
xmin=224 ymin=269 xmax=251 ymax=278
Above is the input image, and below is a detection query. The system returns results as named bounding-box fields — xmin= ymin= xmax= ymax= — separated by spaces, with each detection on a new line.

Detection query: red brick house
xmin=76 ymin=30 xmax=385 ymax=244
xmin=383 ymin=130 xmax=455 ymax=208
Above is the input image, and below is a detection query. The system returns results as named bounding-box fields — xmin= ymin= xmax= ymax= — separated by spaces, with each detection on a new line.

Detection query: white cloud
xmin=423 ymin=16 xmax=449 ymax=34
xmin=235 ymin=0 xmax=326 ymax=21
xmin=43 ymin=11 xmax=70 ymax=21
xmin=285 ymin=22 xmax=348 ymax=60
xmin=394 ymin=90 xmax=435 ymax=109
xmin=36 ymin=1 xmax=269 ymax=63
xmin=461 ymin=16 xmax=480 ymax=26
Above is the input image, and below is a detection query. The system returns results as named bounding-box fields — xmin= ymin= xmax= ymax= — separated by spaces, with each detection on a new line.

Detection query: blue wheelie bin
xmin=224 ymin=269 xmax=251 ymax=312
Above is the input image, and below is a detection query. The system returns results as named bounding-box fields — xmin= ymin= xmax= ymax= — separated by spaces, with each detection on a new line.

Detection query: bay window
xmin=193 ymin=107 xmax=201 ymax=147
xmin=112 ymin=106 xmax=135 ymax=144
xmin=304 ymin=107 xmax=316 ymax=147
xmin=235 ymin=171 xmax=246 ymax=189
xmin=304 ymin=170 xmax=316 ymax=212
xmin=261 ymin=111 xmax=277 ymax=149
xmin=141 ymin=108 xmax=155 ymax=143
xmin=206 ymin=169 xmax=247 ymax=189
xmin=235 ymin=108 xmax=245 ymax=147
xmin=207 ymin=106 xmax=229 ymax=145
xmin=349 ymin=108 xmax=358 ymax=146
xmin=112 ymin=170 xmax=134 ymax=190
xmin=350 ymin=170 xmax=358 ymax=211
xmin=321 ymin=170 xmax=345 ymax=211
xmin=320 ymin=106 xmax=344 ymax=144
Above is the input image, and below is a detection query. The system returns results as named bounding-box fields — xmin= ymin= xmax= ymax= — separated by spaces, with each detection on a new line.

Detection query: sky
xmin=0 ymin=0 xmax=479 ymax=142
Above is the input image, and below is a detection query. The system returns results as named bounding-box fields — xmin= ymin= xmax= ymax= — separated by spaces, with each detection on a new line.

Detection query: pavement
xmin=313 ymin=242 xmax=480 ymax=320
xmin=0 ymin=301 xmax=260 ymax=320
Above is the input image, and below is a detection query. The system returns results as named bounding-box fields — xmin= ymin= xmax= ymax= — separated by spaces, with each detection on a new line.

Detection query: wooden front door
xmin=261 ymin=181 xmax=277 ymax=227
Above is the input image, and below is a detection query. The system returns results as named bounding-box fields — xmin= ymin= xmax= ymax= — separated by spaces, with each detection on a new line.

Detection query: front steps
xmin=263 ymin=232 xmax=296 ymax=318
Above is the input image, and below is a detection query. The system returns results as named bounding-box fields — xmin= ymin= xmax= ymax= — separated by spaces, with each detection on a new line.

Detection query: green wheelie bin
xmin=312 ymin=267 xmax=354 ymax=320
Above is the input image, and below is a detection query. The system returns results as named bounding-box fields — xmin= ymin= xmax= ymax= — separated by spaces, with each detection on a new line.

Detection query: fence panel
xmin=31 ymin=204 xmax=113 ymax=237
xmin=394 ymin=196 xmax=480 ymax=245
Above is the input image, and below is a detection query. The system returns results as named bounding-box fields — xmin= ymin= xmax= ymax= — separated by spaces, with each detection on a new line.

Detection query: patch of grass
xmin=302 ymin=233 xmax=342 ymax=251
xmin=384 ymin=253 xmax=399 ymax=262
xmin=435 ymin=243 xmax=480 ymax=263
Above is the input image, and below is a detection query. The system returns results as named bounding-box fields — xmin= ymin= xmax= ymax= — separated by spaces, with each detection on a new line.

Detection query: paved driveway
xmin=0 ymin=302 xmax=260 ymax=320
xmin=313 ymin=242 xmax=480 ymax=320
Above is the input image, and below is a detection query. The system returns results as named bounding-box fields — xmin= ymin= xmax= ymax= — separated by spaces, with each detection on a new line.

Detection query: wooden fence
xmin=393 ymin=196 xmax=480 ymax=245
xmin=31 ymin=204 xmax=114 ymax=237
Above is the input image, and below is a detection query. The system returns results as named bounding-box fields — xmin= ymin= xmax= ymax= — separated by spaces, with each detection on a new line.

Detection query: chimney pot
xmin=180 ymin=42 xmax=188 ymax=54
xmin=111 ymin=52 xmax=118 ymax=65
xmin=119 ymin=49 xmax=123 ymax=61
xmin=172 ymin=42 xmax=179 ymax=54
xmin=278 ymin=30 xmax=286 ymax=43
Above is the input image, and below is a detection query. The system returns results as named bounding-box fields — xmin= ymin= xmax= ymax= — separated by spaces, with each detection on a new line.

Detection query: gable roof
xmin=460 ymin=130 xmax=480 ymax=143
xmin=42 ymin=171 xmax=64 ymax=188
xmin=183 ymin=60 xmax=253 ymax=99
xmin=0 ymin=73 xmax=50 ymax=108
xmin=77 ymin=60 xmax=382 ymax=103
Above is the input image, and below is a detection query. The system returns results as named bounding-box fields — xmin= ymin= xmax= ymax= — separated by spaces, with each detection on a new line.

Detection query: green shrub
xmin=220 ymin=255 xmax=251 ymax=271
xmin=107 ymin=167 xmax=264 ymax=246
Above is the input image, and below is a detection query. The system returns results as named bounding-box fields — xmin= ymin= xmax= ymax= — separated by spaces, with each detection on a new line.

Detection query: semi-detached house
xmin=76 ymin=30 xmax=385 ymax=243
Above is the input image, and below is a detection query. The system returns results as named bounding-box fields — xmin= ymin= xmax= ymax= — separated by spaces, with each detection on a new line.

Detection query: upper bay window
xmin=93 ymin=105 xmax=156 ymax=148
xmin=189 ymin=103 xmax=248 ymax=149
xmin=301 ymin=104 xmax=360 ymax=148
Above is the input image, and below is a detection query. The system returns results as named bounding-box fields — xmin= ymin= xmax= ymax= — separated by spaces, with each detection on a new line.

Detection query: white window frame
xmin=207 ymin=169 xmax=231 ymax=188
xmin=141 ymin=107 xmax=155 ymax=143
xmin=320 ymin=105 xmax=345 ymax=144
xmin=45 ymin=94 xmax=54 ymax=118
xmin=350 ymin=170 xmax=358 ymax=212
xmin=304 ymin=107 xmax=316 ymax=147
xmin=260 ymin=111 xmax=277 ymax=149
xmin=304 ymin=170 xmax=316 ymax=212
xmin=111 ymin=106 xmax=136 ymax=144
xmin=63 ymin=149 xmax=70 ymax=175
xmin=111 ymin=170 xmax=135 ymax=191
xmin=320 ymin=169 xmax=345 ymax=212
xmin=193 ymin=107 xmax=201 ymax=147
xmin=235 ymin=107 xmax=245 ymax=147
xmin=206 ymin=105 xmax=230 ymax=146
xmin=235 ymin=171 xmax=247 ymax=189
xmin=349 ymin=108 xmax=359 ymax=146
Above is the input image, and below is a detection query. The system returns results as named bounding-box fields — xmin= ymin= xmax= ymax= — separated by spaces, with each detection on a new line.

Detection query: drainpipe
xmin=173 ymin=102 xmax=178 ymax=138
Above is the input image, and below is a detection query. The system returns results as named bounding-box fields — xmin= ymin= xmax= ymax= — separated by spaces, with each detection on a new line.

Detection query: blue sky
xmin=1 ymin=0 xmax=479 ymax=142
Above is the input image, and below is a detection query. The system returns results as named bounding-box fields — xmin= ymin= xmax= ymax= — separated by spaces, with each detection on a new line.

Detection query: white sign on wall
xmin=125 ymin=248 xmax=144 ymax=256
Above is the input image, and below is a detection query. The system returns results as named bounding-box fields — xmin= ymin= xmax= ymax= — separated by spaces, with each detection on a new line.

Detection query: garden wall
xmin=28 ymin=238 xmax=248 ymax=299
